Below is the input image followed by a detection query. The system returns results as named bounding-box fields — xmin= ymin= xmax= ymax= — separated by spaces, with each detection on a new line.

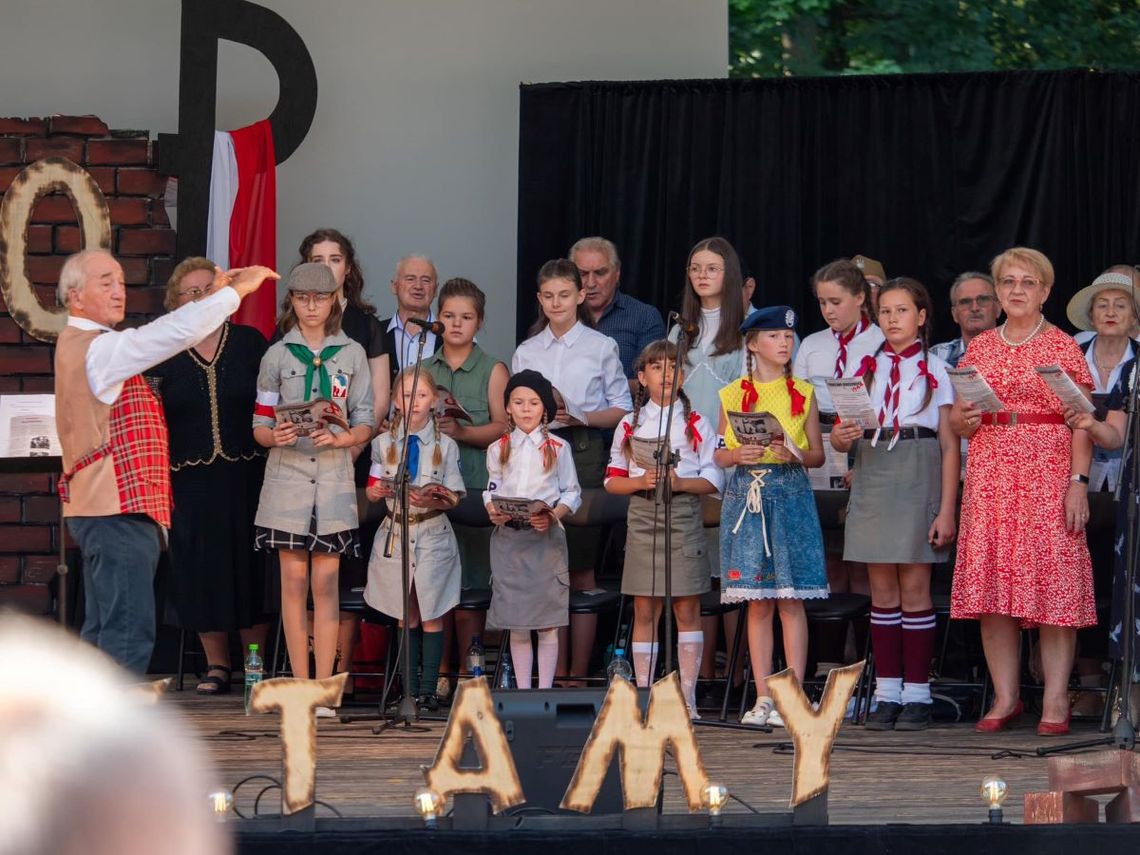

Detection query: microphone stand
xmin=341 ymin=323 xmax=431 ymax=734
xmin=654 ymin=316 xmax=692 ymax=676
xmin=1038 ymin=359 xmax=1137 ymax=755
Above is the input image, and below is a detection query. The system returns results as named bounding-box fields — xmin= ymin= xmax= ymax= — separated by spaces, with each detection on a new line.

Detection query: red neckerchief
xmin=833 ymin=315 xmax=870 ymax=378
xmin=879 ymin=341 xmax=923 ymax=428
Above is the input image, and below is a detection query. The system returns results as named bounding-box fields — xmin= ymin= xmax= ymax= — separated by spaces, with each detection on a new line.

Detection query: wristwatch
xmin=1070 ymin=473 xmax=1090 ymax=485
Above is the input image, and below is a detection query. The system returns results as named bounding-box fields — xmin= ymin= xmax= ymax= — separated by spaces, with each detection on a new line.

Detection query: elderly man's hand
xmin=216 ymin=266 xmax=280 ymax=299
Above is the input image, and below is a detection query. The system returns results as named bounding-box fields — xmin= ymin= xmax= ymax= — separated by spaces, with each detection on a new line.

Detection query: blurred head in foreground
xmin=0 ymin=614 xmax=230 ymax=855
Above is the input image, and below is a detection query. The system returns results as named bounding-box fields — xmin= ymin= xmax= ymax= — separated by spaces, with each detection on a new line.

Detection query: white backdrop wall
xmin=1 ymin=0 xmax=726 ymax=356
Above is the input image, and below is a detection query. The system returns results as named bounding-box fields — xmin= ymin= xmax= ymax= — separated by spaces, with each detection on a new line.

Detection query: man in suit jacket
xmin=381 ymin=254 xmax=441 ymax=384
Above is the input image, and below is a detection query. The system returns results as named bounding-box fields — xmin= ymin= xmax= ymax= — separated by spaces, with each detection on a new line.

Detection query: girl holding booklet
xmin=830 ymin=278 xmax=958 ymax=732
xmin=252 ymin=264 xmax=374 ymax=714
xmin=363 ymin=368 xmax=465 ymax=712
xmin=512 ymin=260 xmax=632 ymax=682
xmin=714 ymin=306 xmax=829 ymax=728
xmin=603 ymin=341 xmax=723 ymax=717
xmin=484 ymin=370 xmax=583 ymax=689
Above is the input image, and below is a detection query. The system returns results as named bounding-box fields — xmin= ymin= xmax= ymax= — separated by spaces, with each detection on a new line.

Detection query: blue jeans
xmin=67 ymin=514 xmax=162 ymax=675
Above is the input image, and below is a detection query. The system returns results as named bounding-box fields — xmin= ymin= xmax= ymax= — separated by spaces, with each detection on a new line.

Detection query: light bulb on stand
xmin=414 ymin=787 xmax=443 ymax=828
xmin=703 ymin=783 xmax=729 ymax=822
xmin=980 ymin=774 xmax=1008 ymax=824
xmin=207 ymin=789 xmax=234 ymax=821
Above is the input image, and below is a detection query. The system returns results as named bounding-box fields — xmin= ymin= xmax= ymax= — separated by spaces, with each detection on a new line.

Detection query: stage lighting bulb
xmin=980 ymin=775 xmax=1008 ymax=809
xmin=414 ymin=787 xmax=443 ymax=826
xmin=703 ymin=783 xmax=729 ymax=816
xmin=207 ymin=789 xmax=233 ymax=819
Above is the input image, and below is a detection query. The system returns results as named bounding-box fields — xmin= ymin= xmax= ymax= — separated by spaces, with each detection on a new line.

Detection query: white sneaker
xmin=315 ymin=706 xmax=337 ymax=719
xmin=767 ymin=708 xmax=784 ymax=728
xmin=688 ymin=704 xmax=702 ymax=721
xmin=741 ymin=698 xmax=773 ymax=726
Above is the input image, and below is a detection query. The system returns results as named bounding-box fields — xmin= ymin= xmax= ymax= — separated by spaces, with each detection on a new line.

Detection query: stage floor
xmin=170 ymin=690 xmax=1131 ymax=825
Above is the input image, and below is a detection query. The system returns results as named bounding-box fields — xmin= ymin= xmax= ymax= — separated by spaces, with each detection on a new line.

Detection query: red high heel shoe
xmin=975 ymin=699 xmax=1024 ymax=733
xmin=1037 ymin=709 xmax=1072 ymax=737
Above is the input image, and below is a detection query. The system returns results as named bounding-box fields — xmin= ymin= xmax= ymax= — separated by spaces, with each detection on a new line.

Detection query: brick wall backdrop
xmin=0 ymin=114 xmax=175 ymax=616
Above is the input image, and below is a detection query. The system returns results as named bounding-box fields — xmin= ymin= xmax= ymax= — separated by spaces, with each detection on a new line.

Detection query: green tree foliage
xmin=729 ymin=0 xmax=1140 ymax=77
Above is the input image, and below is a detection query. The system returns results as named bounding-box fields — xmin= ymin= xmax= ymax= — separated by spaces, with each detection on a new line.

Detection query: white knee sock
xmin=677 ymin=630 xmax=704 ymax=710
xmin=536 ymin=628 xmax=559 ymax=689
xmin=631 ymin=641 xmax=659 ymax=688
xmin=510 ymin=630 xmax=533 ymax=690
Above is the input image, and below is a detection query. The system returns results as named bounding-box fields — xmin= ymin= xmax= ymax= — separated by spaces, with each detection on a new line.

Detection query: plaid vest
xmin=55 ymin=327 xmax=172 ymax=528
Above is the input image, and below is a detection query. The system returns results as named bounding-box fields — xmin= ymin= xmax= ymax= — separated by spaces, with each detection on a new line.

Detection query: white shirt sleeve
xmin=555 ymin=442 xmax=583 ymax=514
xmin=85 ymin=288 xmax=241 ymax=404
xmin=600 ymin=339 xmax=634 ymax=410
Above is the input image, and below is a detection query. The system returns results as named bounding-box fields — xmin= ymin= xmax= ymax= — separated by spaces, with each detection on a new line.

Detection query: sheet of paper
xmin=549 ymin=387 xmax=587 ymax=430
xmin=1035 ymin=364 xmax=1095 ymax=414
xmin=0 ymin=394 xmax=61 ymax=458
xmin=490 ymin=494 xmax=551 ymax=523
xmin=823 ymin=379 xmax=879 ymax=429
xmin=726 ymin=410 xmax=784 ymax=446
xmin=946 ymin=367 xmax=1004 ymax=413
xmin=809 ymin=440 xmax=849 ymax=491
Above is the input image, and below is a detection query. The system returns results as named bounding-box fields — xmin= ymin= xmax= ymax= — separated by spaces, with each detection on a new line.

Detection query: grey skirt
xmin=844 ymin=435 xmax=944 ymax=564
xmin=487 ymin=525 xmax=570 ymax=630
xmin=621 ymin=493 xmax=710 ymax=597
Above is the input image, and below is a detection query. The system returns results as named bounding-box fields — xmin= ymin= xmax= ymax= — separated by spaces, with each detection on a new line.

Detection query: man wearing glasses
xmin=931 ymin=272 xmax=1000 ymax=367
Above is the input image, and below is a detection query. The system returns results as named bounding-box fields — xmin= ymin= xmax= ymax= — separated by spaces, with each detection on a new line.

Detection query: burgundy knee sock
xmin=870 ymin=606 xmax=902 ymax=679
xmin=901 ymin=608 xmax=936 ymax=686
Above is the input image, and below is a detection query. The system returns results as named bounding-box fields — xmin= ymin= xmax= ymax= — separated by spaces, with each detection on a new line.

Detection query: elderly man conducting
xmin=570 ymin=236 xmax=665 ymax=378
xmin=54 ymin=249 xmax=276 ymax=674
xmin=931 ymin=272 xmax=1000 ymax=368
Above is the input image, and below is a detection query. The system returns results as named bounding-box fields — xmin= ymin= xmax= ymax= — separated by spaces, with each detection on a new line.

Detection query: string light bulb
xmin=980 ymin=774 xmax=1008 ymax=824
xmin=703 ymin=783 xmax=729 ymax=818
xmin=414 ymin=787 xmax=443 ymax=827
xmin=207 ymin=789 xmax=234 ymax=821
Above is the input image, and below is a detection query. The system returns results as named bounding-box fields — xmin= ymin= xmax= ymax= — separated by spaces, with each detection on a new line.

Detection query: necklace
xmin=998 ymin=315 xmax=1045 ymax=348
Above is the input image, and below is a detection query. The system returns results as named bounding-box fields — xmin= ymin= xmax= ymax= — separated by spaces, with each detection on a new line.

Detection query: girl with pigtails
xmin=830 ymin=278 xmax=957 ymax=732
xmin=363 ymin=368 xmax=465 ymax=713
xmin=484 ymin=370 xmax=582 ymax=689
xmin=714 ymin=307 xmax=829 ymax=729
xmin=603 ymin=341 xmax=722 ymax=717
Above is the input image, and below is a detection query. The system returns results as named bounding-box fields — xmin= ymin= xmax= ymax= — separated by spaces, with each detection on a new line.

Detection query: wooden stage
xmin=171 ymin=690 xmax=1131 ymax=825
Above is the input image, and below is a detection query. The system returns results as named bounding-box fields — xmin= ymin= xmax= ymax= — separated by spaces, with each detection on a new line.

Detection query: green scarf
xmin=285 ymin=343 xmax=346 ymax=401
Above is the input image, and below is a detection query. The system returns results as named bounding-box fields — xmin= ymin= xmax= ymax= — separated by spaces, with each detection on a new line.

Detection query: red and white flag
xmin=207 ymin=120 xmax=277 ymax=338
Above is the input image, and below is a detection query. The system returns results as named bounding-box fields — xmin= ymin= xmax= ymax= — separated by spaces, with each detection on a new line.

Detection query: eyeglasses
xmin=177 ymin=285 xmax=213 ymax=300
xmin=400 ymin=275 xmax=436 ymax=287
xmin=997 ymin=276 xmax=1042 ymax=290
xmin=953 ymin=295 xmax=997 ymax=309
xmin=687 ymin=264 xmax=724 ymax=276
xmin=291 ymin=291 xmax=333 ymax=306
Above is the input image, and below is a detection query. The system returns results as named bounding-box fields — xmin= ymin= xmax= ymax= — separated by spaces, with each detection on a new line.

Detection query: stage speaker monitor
xmin=490 ymin=687 xmax=657 ymax=816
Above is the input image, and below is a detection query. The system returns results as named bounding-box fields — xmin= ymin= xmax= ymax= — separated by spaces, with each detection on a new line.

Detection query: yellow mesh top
xmin=718 ymin=375 xmax=814 ymax=461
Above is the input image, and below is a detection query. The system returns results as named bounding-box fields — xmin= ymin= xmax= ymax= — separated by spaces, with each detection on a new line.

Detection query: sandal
xmin=196 ymin=665 xmax=232 ymax=695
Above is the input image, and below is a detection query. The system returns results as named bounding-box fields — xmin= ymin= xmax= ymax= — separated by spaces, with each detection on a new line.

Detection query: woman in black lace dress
xmin=149 ymin=257 xmax=269 ymax=693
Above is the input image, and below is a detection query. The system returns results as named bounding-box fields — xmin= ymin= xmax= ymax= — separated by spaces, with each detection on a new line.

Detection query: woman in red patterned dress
xmin=950 ymin=247 xmax=1095 ymax=736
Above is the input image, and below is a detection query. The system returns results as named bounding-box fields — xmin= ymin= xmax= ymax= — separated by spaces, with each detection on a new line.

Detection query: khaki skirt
xmin=487 ymin=525 xmax=570 ymax=630
xmin=621 ymin=493 xmax=711 ymax=597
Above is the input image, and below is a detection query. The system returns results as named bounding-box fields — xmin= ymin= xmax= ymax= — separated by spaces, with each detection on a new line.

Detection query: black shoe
xmin=864 ymin=701 xmax=903 ymax=731
xmin=417 ymin=693 xmax=440 ymax=713
xmin=893 ymin=702 xmax=932 ymax=731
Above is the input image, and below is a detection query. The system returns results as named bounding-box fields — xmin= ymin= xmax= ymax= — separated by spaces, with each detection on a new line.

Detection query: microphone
xmin=669 ymin=311 xmax=700 ymax=340
xmin=406 ymin=317 xmax=445 ymax=336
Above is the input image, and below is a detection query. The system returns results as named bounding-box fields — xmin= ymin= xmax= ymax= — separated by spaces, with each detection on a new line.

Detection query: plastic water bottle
xmin=607 ymin=647 xmax=633 ymax=683
xmin=243 ymin=643 xmax=263 ymax=715
xmin=499 ymin=650 xmax=515 ymax=688
xmin=467 ymin=634 xmax=486 ymax=677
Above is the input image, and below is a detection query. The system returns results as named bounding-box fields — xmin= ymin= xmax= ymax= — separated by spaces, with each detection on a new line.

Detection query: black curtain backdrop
xmin=516 ymin=70 xmax=1140 ymax=344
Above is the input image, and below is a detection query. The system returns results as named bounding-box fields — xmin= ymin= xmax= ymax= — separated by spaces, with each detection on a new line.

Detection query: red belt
xmin=979 ymin=412 xmax=1065 ymax=427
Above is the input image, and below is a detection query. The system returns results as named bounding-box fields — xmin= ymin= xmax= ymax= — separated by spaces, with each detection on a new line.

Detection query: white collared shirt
xmin=604 ymin=399 xmax=723 ymax=493
xmin=73 ymin=287 xmax=240 ymax=404
xmin=369 ymin=420 xmax=466 ymax=511
xmin=388 ymin=311 xmax=438 ymax=373
xmin=1084 ymin=335 xmax=1135 ymax=394
xmin=793 ymin=323 xmax=885 ymax=413
xmin=511 ymin=322 xmax=633 ymax=413
xmin=864 ymin=344 xmax=954 ymax=431
xmin=482 ymin=427 xmax=582 ymax=513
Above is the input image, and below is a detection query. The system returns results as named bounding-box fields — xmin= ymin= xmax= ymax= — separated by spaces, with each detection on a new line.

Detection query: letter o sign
xmin=0 ymin=157 xmax=111 ymax=343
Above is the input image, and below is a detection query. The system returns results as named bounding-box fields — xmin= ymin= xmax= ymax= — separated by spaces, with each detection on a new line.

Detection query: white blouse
xmin=368 ymin=421 xmax=466 ymax=511
xmin=512 ymin=322 xmax=633 ymax=413
xmin=864 ymin=344 xmax=954 ymax=431
xmin=603 ymin=399 xmax=724 ymax=493
xmin=793 ymin=323 xmax=885 ymax=413
xmin=482 ymin=427 xmax=583 ymax=512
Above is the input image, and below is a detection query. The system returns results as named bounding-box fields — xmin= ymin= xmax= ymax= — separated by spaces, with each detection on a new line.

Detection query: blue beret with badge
xmin=740 ymin=305 xmax=797 ymax=333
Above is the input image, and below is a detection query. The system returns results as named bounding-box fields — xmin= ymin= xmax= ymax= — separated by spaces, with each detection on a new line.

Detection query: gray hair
xmin=568 ymin=236 xmax=620 ymax=270
xmin=57 ymin=249 xmax=112 ymax=307
xmin=393 ymin=254 xmax=438 ymax=282
xmin=948 ymin=271 xmax=994 ymax=303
